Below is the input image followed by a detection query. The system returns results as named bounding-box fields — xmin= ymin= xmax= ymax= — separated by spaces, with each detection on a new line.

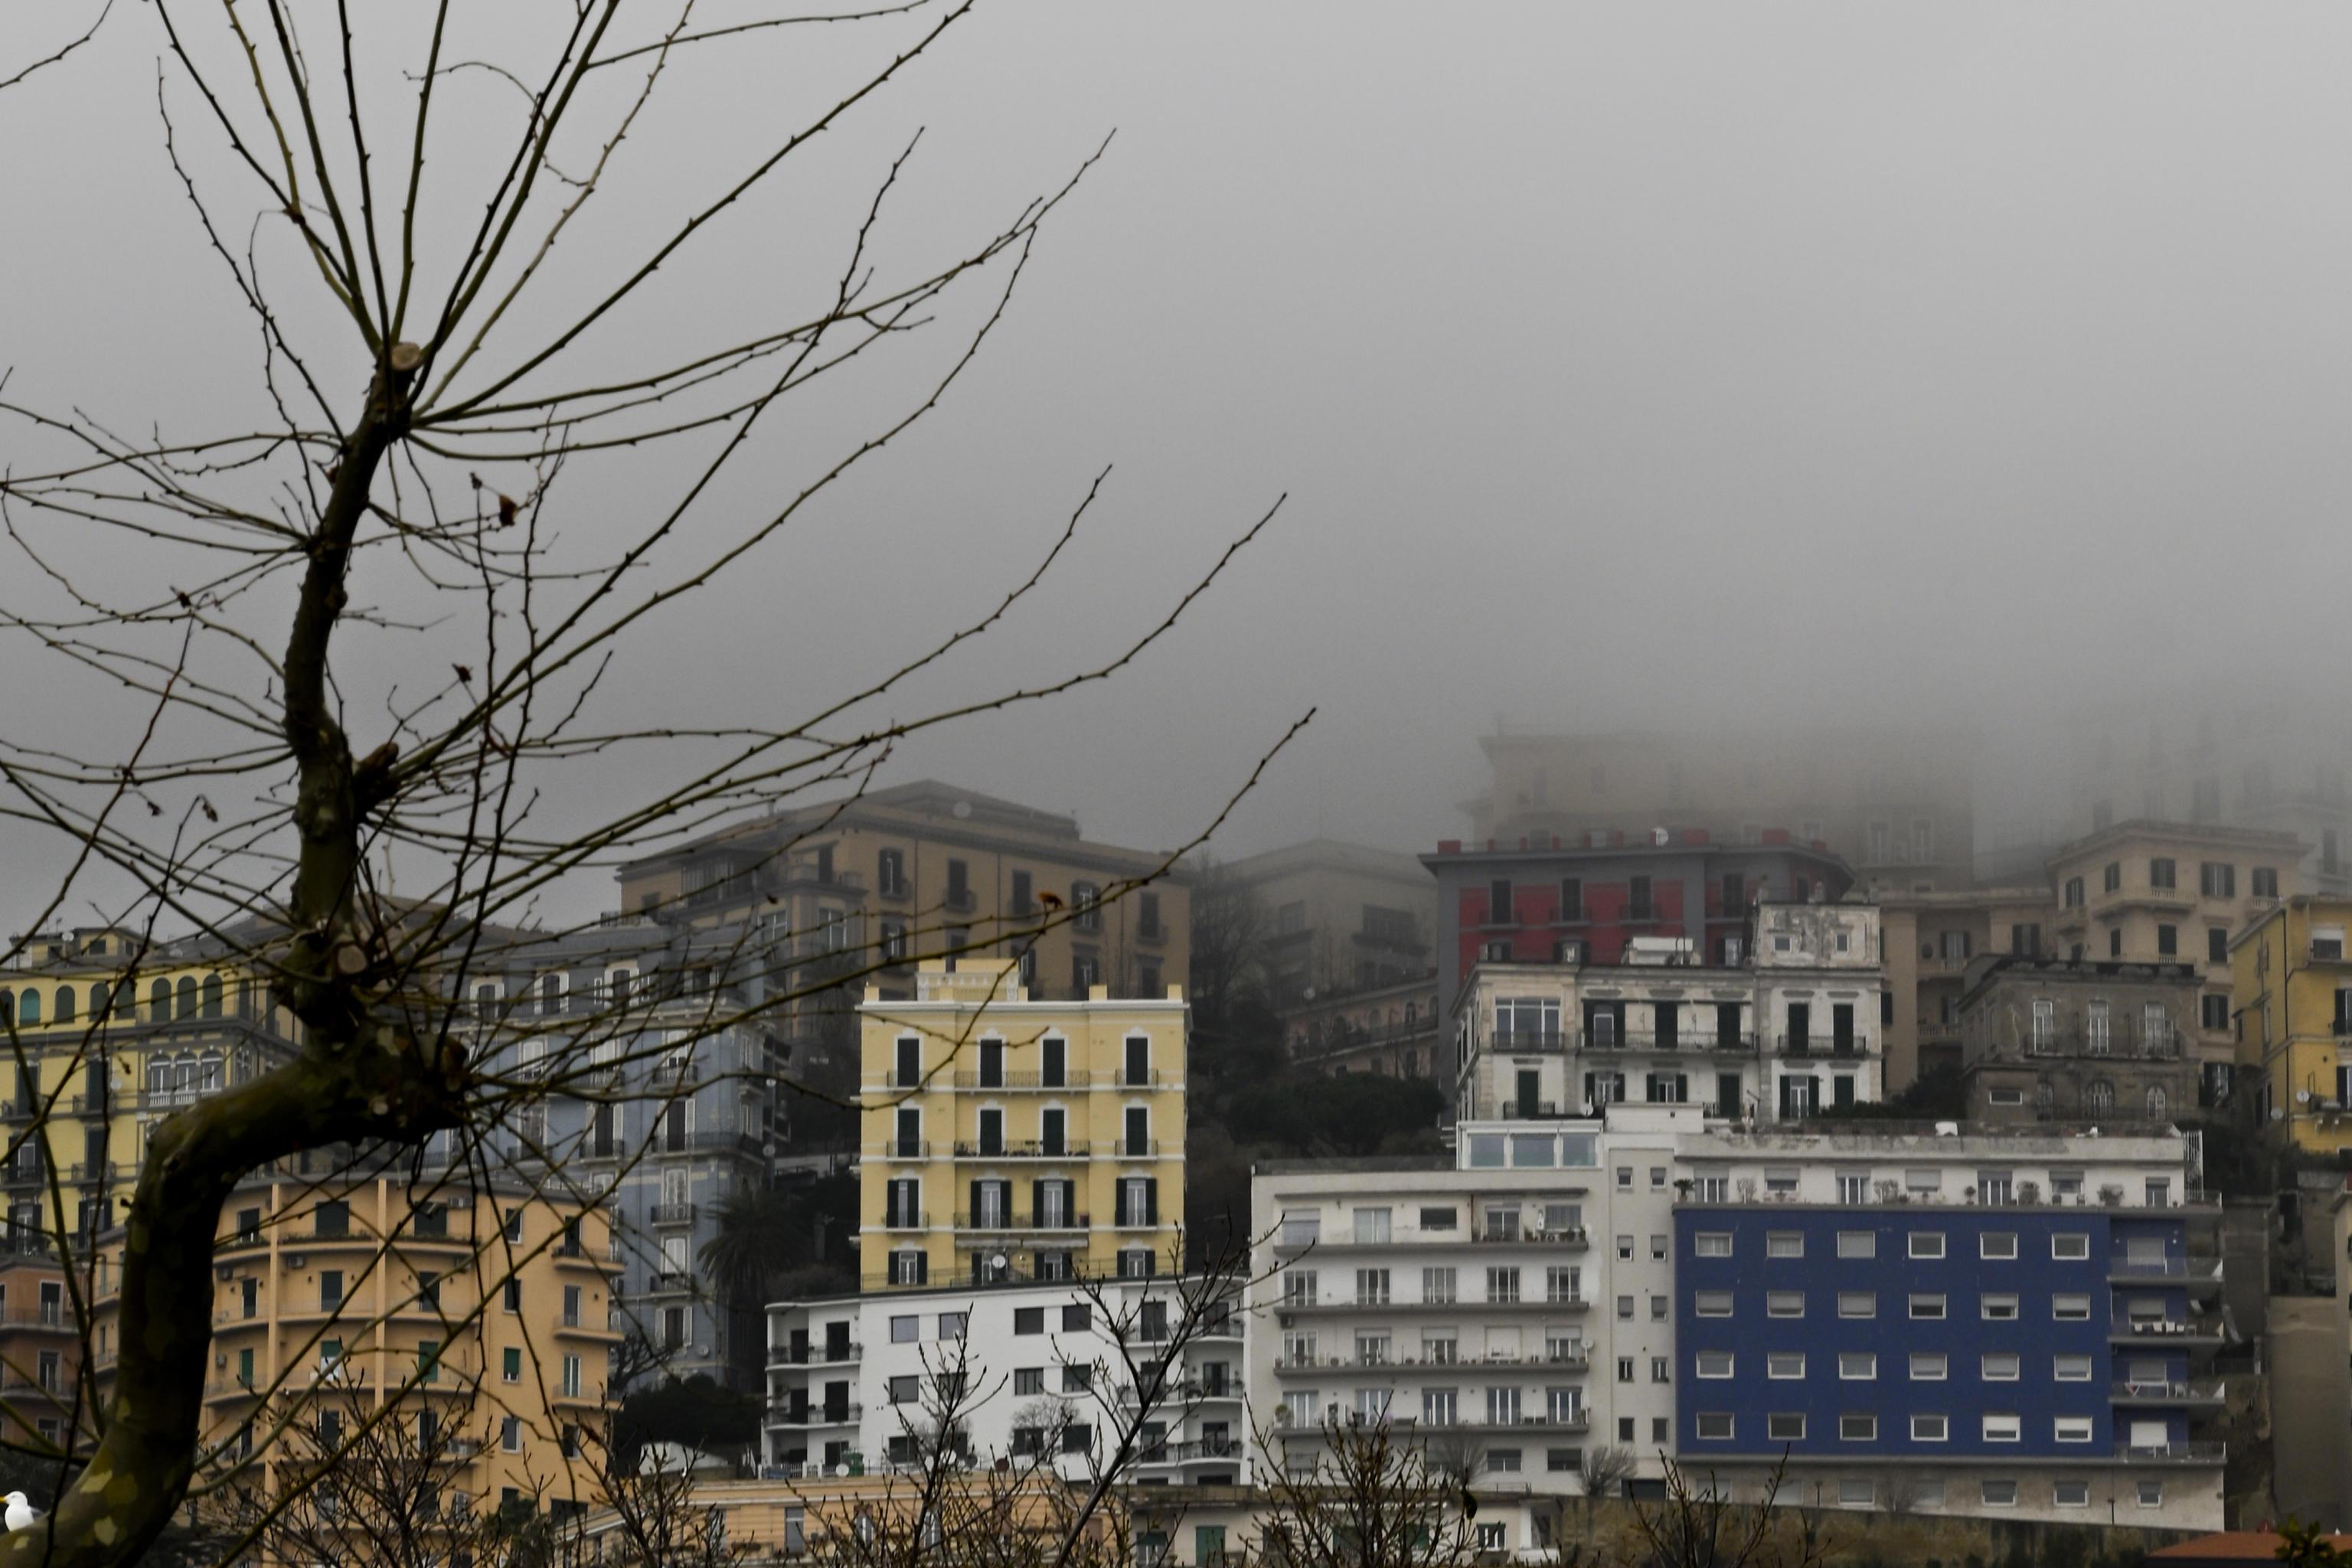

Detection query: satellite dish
xmin=835 ymin=1464 xmax=851 ymax=1478
xmin=952 ymin=802 xmax=972 ymax=819
xmin=2298 ymin=1089 xmax=2314 ymax=1104
xmin=990 ymin=1253 xmax=1009 ymax=1271
xmin=2272 ymin=1107 xmax=2287 ymax=1122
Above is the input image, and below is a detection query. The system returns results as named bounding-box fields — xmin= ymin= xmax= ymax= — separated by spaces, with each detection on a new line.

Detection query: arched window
xmin=54 ymin=986 xmax=77 ymax=1024
xmin=2086 ymin=1080 xmax=2115 ymax=1117
xmin=87 ymin=983 xmax=108 ymax=1021
xmin=2034 ymin=1081 xmax=2054 ymax=1116
xmin=146 ymin=1057 xmax=172 ymax=1096
xmin=0 ymin=991 xmax=11 ymax=1023
xmin=201 ymin=974 xmax=224 ymax=1019
xmin=175 ymin=1054 xmax=197 ymax=1094
xmin=200 ymin=1051 xmax=223 ymax=1093
xmin=148 ymin=978 xmax=172 ymax=1022
xmin=175 ymin=976 xmax=198 ymax=1019
xmin=18 ymin=991 xmax=38 ymax=1026
xmin=2146 ymin=1085 xmax=2167 ymax=1120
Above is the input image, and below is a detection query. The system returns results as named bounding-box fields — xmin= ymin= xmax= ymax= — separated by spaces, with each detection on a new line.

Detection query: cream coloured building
xmin=858 ymin=959 xmax=1185 ymax=1289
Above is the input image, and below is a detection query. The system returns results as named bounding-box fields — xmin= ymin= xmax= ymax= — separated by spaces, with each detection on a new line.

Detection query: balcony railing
xmin=949 ymin=1070 xmax=1094 ymax=1091
xmin=2115 ymin=1441 xmax=2225 ymax=1462
xmin=1276 ymin=1350 xmax=1589 ymax=1374
xmin=1489 ymin=1029 xmax=1564 ymax=1052
xmin=766 ymin=1403 xmax=863 ymax=1427
xmin=1102 ymin=1139 xmax=1161 ymax=1158
xmin=882 ymin=1210 xmax=930 ymax=1231
xmin=952 ymin=1211 xmax=1089 ymax=1232
xmin=864 ymin=1140 xmax=932 ymax=1159
xmin=951 ymin=1142 xmax=1079 ymax=1160
xmin=2110 ymin=1380 xmax=2224 ymax=1403
xmin=2110 ymin=1315 xmax=2222 ymax=1341
xmin=769 ymin=1341 xmax=864 ymax=1366
xmin=2107 ymin=1256 xmax=2222 ymax=1282
xmin=1140 ymin=1436 xmax=1243 ymax=1463
xmin=650 ymin=1203 xmax=697 ymax=1227
xmin=1775 ymin=1035 xmax=1872 ymax=1057
xmin=2020 ymin=1028 xmax=2182 ymax=1062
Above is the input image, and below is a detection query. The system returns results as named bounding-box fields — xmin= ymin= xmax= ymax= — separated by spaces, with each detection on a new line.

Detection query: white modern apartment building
xmin=1247 ymin=1108 xmax=1696 ymax=1494
xmin=1245 ymin=1106 xmax=2229 ymax=1530
xmin=1452 ymin=902 xmax=1884 ymax=1125
xmin=765 ymin=1276 xmax=1245 ymax=1486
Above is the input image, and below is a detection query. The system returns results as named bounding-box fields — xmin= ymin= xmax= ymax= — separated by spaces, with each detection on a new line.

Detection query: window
xmin=2053 ymin=1293 xmax=2091 ymax=1321
xmin=502 ymin=1348 xmax=521 ymax=1383
xmin=1354 ymin=1207 xmax=1392 ymax=1246
xmin=1766 ymin=1413 xmax=1805 ymax=1441
xmin=1615 ymin=1295 xmax=1633 ymax=1320
xmin=1909 ymin=1352 xmax=1947 ymax=1381
xmin=1419 ymin=1206 xmax=1459 ymax=1231
xmin=2052 ymin=1232 xmax=2089 ymax=1260
xmin=2063 ymin=876 xmax=2084 ymax=907
xmin=1980 ymin=1232 xmax=2017 ymax=1260
xmin=1765 ymin=1291 xmax=1803 ymax=1318
xmin=2055 ymin=1416 xmax=2093 ymax=1443
xmin=2138 ymin=1480 xmax=2164 ymax=1508
xmin=1617 ymin=1357 xmax=1634 ymax=1383
xmin=1981 ymin=1480 xmax=2018 ymax=1508
xmin=1694 ymin=1291 xmax=1733 ymax=1318
xmin=1694 ymin=1232 xmax=1731 ymax=1257
xmin=1838 ymin=1414 xmax=1876 ymax=1442
xmin=2200 ymin=861 xmax=2236 ymax=898
xmin=2256 ymin=866 xmax=2279 ymax=897
xmin=1981 ymin=1294 xmax=2019 ymax=1321
xmin=1838 ymin=1292 xmax=1875 ymax=1319
xmin=1907 ymin=1231 xmax=1944 ymax=1259
xmin=1651 ymin=1234 xmax=1668 ymax=1261
xmin=1615 ymin=1235 xmax=1633 ymax=1260
xmin=939 ymin=1312 xmax=969 ymax=1339
xmin=501 ymin=1416 xmax=522 ymax=1454
xmin=1982 ymin=1414 xmax=2020 ymax=1442
xmin=2103 ymin=861 xmax=2121 ymax=893
xmin=2158 ymin=924 xmax=2177 ymax=957
xmin=1061 ymin=1304 xmax=1090 ymax=1331
xmin=1695 ymin=1352 xmax=1733 ymax=1379
xmin=1694 ymin=1413 xmax=1733 ymax=1441
xmin=1835 ymin=1231 xmax=1874 ymax=1259
xmin=2054 ymin=1354 xmax=2092 ymax=1381
xmin=1615 ymin=1166 xmax=1632 ymax=1190
xmin=1426 ymin=1266 xmax=1458 ymax=1304
xmin=1766 ymin=1232 xmax=1802 ymax=1259
xmin=1014 ymin=1307 xmax=1044 ymax=1335
xmin=1487 ymin=1266 xmax=1521 ymax=1303
xmin=1011 ymin=1367 xmax=1044 ymax=1396
xmin=1981 ymin=1353 xmax=2020 ymax=1382
xmin=1909 ymin=1294 xmax=1945 ymax=1320
xmin=1910 ymin=1414 xmax=1948 ymax=1442
xmin=1766 ymin=1353 xmax=1805 ymax=1379
xmin=1061 ymin=1364 xmax=1093 ymax=1393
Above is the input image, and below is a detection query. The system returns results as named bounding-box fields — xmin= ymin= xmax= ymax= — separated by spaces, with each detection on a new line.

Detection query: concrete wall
xmin=2269 ymin=1296 xmax=2352 ymax=1530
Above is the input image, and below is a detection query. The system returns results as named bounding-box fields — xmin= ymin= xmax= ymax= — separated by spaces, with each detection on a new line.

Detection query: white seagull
xmin=3 ymin=1492 xmax=38 ymax=1531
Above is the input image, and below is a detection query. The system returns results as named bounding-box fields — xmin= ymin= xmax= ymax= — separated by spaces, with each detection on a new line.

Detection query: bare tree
xmin=0 ymin=5 xmax=1301 ymax=1563
xmin=1577 ymin=1445 xmax=1636 ymax=1511
xmin=1187 ymin=861 xmax=1271 ymax=1032
xmin=1251 ymin=1415 xmax=1483 ymax=1568
xmin=1624 ymin=1454 xmax=1831 ymax=1568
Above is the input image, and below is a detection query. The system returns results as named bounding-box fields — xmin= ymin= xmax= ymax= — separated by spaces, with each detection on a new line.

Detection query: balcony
xmin=2109 ymin=1315 xmax=2223 ymax=1346
xmin=1275 ymin=1293 xmax=1583 ymax=1315
xmin=1139 ymin=1436 xmax=1243 ymax=1465
xmin=2110 ymin=1380 xmax=2225 ymax=1409
xmin=1775 ymin=1035 xmax=1872 ymax=1057
xmin=881 ymin=1210 xmax=931 ymax=1231
xmin=2107 ymin=1256 xmax=2223 ymax=1289
xmin=766 ymin=1403 xmax=862 ymax=1428
xmin=949 ymin=1070 xmax=1094 ymax=1091
xmin=768 ymin=1341 xmax=864 ymax=1366
xmin=952 ymin=1211 xmax=1089 ymax=1233
xmin=1100 ymin=1139 xmax=1162 ymax=1158
xmin=2020 ymin=1029 xmax=2183 ymax=1063
xmin=651 ymin=1203 xmax=697 ymax=1227
xmin=2115 ymin=1441 xmax=2226 ymax=1463
xmin=951 ymin=1142 xmax=1079 ymax=1160
xmin=1276 ymin=1350 xmax=1588 ymax=1376
xmin=1469 ymin=1226 xmax=1587 ymax=1249
xmin=864 ymin=1141 xmax=932 ymax=1160
xmin=1489 ymin=1029 xmax=1565 ymax=1054
xmin=1495 ymin=1102 xmax=1565 ymax=1121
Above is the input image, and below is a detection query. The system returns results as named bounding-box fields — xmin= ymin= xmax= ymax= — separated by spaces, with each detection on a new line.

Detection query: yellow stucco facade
xmin=857 ymin=960 xmax=1185 ymax=1289
xmin=2231 ymin=896 xmax=2352 ymax=1155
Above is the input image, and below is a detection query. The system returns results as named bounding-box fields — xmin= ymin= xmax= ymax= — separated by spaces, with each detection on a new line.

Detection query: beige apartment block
xmin=857 ymin=959 xmax=1186 ymax=1290
xmin=2050 ymin=820 xmax=2298 ymax=1079
xmin=1880 ymin=887 xmax=2054 ymax=1090
xmin=619 ymin=780 xmax=1189 ymax=1006
xmin=1465 ymin=725 xmax=1979 ymax=892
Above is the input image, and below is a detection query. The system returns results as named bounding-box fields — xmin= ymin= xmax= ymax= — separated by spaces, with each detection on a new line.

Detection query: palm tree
xmin=698 ymin=1175 xmax=854 ymax=1308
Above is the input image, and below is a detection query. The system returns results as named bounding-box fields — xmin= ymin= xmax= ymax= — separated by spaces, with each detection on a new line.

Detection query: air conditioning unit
xmin=1553 ymin=941 xmax=1582 ymax=965
xmin=286 ymin=1253 xmax=306 ymax=1270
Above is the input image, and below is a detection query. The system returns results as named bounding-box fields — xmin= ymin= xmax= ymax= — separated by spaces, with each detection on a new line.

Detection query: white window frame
xmin=2052 ymin=1233 xmax=2090 ymax=1260
xmin=1837 ymin=1352 xmax=1874 ymax=1381
xmin=1695 ymin=1232 xmax=1731 ymax=1257
xmin=1982 ymin=1414 xmax=2021 ymax=1442
xmin=1980 ymin=1232 xmax=2018 ymax=1260
xmin=1910 ymin=1413 xmax=1948 ymax=1442
xmin=1766 ymin=1354 xmax=1804 ymax=1380
xmin=1834 ymin=1230 xmax=1874 ymax=1259
xmin=1908 ymin=1232 xmax=1945 ymax=1259
xmin=1694 ymin=1353 xmax=1734 ymax=1380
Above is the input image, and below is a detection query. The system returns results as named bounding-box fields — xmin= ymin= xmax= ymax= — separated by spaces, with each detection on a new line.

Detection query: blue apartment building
xmin=1674 ymin=1181 xmax=2223 ymax=1519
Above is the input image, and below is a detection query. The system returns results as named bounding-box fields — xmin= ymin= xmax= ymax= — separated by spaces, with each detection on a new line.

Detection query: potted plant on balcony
xmin=2017 ymin=1180 xmax=2042 ymax=1206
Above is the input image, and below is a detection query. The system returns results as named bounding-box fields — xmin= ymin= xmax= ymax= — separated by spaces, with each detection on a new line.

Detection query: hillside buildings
xmin=1880 ymin=886 xmax=2053 ymax=1086
xmin=1449 ymin=900 xmax=1886 ymax=1122
xmin=1955 ymin=956 xmax=2203 ymax=1125
xmin=1211 ymin=839 xmax=1436 ymax=1008
xmin=855 ymin=959 xmax=1186 ymax=1289
xmin=1246 ymin=1107 xmax=2226 ymax=1530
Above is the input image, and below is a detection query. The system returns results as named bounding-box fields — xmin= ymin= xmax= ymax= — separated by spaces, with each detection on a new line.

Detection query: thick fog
xmin=5 ymin=2 xmax=2350 ymax=923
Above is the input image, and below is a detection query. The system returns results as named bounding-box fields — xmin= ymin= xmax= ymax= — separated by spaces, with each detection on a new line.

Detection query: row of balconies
xmin=880 ymin=1069 xmax=1168 ymax=1092
xmin=1279 ymin=1294 xmax=1589 ymax=1315
xmin=767 ymin=1341 xmax=863 ymax=1365
xmin=1274 ymin=1412 xmax=1589 ymax=1437
xmin=1272 ymin=1227 xmax=1588 ymax=1252
xmin=861 ymin=1140 xmax=1164 ymax=1161
xmin=766 ymin=1402 xmax=861 ymax=1428
xmin=1276 ymin=1348 xmax=1589 ymax=1374
xmin=1485 ymin=1029 xmax=1868 ymax=1057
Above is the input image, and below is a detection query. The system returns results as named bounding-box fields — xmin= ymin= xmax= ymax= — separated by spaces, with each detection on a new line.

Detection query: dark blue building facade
xmin=1674 ymin=1204 xmax=2211 ymax=1465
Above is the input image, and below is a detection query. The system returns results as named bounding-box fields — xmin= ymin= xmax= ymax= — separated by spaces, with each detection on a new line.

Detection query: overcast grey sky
xmin=5 ymin=2 xmax=2350 ymax=923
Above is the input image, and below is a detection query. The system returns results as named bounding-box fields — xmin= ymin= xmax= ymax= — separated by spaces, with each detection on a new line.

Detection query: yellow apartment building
xmin=2050 ymin=820 xmax=2299 ymax=1076
xmin=857 ymin=959 xmax=1185 ymax=1289
xmin=90 ymin=1164 xmax=622 ymax=1520
xmin=2230 ymin=896 xmax=2352 ymax=1155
